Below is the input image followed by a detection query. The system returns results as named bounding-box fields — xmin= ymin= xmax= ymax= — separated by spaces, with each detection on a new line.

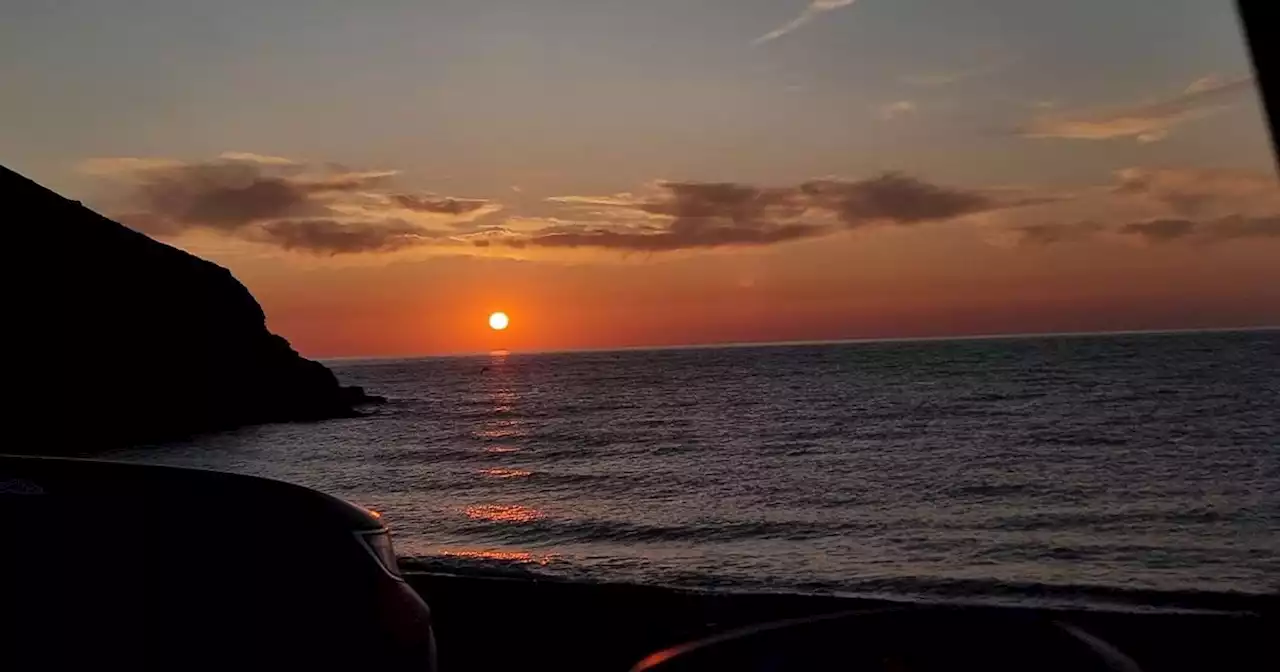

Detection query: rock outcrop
xmin=5 ymin=164 xmax=380 ymax=452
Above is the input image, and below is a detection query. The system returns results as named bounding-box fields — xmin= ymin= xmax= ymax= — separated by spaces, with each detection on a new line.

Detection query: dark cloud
xmin=495 ymin=173 xmax=1024 ymax=252
xmin=491 ymin=180 xmax=821 ymax=251
xmin=638 ymin=182 xmax=805 ymax=222
xmin=258 ymin=219 xmax=426 ymax=255
xmin=86 ymin=155 xmax=493 ymax=254
xmin=1011 ymin=167 xmax=1280 ymax=246
xmin=800 ymin=173 xmax=998 ymax=226
xmin=1208 ymin=215 xmax=1280 ymax=240
xmin=391 ymin=194 xmax=493 ymax=215
xmin=1123 ymin=216 xmax=1280 ymax=243
xmin=127 ymin=161 xmax=386 ymax=231
xmin=1121 ymin=219 xmax=1198 ymax=242
xmin=1019 ymin=216 xmax=1280 ymax=246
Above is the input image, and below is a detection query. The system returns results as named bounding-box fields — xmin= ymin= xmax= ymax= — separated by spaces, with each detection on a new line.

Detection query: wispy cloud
xmin=216 ymin=151 xmax=297 ymax=166
xmin=1023 ymin=74 xmax=1255 ymax=143
xmin=877 ymin=100 xmax=917 ymax=121
xmin=753 ymin=0 xmax=858 ymax=45
xmin=76 ymin=157 xmax=185 ymax=176
xmin=80 ymin=153 xmax=501 ymax=254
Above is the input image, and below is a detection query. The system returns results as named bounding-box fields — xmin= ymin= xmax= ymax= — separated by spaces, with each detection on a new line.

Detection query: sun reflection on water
xmin=480 ymin=467 xmax=533 ymax=479
xmin=473 ymin=421 xmax=525 ymax=440
xmin=438 ymin=549 xmax=553 ymax=565
xmin=463 ymin=504 xmax=545 ymax=523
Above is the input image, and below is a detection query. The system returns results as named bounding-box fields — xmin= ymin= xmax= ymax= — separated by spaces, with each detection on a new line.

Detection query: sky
xmin=3 ymin=0 xmax=1278 ymax=356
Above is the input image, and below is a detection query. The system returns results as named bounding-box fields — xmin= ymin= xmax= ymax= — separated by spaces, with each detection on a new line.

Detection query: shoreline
xmin=398 ymin=560 xmax=1275 ymax=613
xmin=404 ymin=571 xmax=1275 ymax=670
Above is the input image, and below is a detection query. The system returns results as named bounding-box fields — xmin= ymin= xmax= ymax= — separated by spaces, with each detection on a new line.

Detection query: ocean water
xmin=107 ymin=331 xmax=1280 ymax=605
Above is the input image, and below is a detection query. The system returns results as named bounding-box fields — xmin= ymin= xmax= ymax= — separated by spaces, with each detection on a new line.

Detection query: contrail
xmin=753 ymin=0 xmax=858 ymax=45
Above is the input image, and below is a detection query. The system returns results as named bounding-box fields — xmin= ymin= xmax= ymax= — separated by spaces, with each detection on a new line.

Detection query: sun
xmin=488 ymin=311 xmax=510 ymax=331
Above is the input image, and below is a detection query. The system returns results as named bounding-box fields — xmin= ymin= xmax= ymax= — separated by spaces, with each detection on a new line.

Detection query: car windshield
xmin=5 ymin=1 xmax=1275 ymax=611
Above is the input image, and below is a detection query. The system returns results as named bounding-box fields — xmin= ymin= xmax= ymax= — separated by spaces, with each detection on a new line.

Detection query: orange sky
xmin=6 ymin=1 xmax=1278 ymax=356
xmin=220 ymin=221 xmax=1280 ymax=357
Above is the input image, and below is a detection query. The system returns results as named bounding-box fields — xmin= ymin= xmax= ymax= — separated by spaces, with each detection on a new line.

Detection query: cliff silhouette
xmin=6 ymin=164 xmax=380 ymax=452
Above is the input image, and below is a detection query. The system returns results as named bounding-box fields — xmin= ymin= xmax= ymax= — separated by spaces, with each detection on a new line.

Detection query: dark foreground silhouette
xmin=5 ymin=165 xmax=380 ymax=453
xmin=5 ymin=457 xmax=1274 ymax=671
xmin=4 ymin=456 xmax=435 ymax=670
xmin=408 ymin=571 xmax=1274 ymax=671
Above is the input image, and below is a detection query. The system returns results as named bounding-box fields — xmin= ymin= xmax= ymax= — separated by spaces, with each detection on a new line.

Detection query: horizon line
xmin=319 ymin=324 xmax=1279 ymax=363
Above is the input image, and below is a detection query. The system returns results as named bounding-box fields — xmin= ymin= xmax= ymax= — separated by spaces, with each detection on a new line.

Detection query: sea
xmin=105 ymin=330 xmax=1279 ymax=607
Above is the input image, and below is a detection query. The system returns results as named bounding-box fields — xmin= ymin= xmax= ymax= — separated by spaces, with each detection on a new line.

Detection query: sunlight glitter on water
xmin=463 ymin=504 xmax=545 ymax=523
xmin=480 ymin=468 xmax=533 ymax=479
xmin=438 ymin=549 xmax=553 ymax=565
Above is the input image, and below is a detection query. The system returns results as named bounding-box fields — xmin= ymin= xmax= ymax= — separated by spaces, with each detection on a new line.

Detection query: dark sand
xmin=405 ymin=572 xmax=1276 ymax=671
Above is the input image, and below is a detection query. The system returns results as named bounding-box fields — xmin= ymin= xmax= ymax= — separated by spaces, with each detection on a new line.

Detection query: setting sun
xmin=488 ymin=311 xmax=510 ymax=331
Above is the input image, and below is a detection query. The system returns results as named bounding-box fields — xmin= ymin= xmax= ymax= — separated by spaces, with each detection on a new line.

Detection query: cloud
xmin=633 ymin=181 xmax=807 ymax=221
xmin=391 ymin=194 xmax=495 ymax=215
xmin=500 ymin=221 xmax=828 ymax=252
xmin=800 ymin=173 xmax=1011 ymax=226
xmin=511 ymin=181 xmax=820 ymax=251
xmin=76 ymin=157 xmax=185 ymax=176
xmin=1112 ymin=167 xmax=1280 ymax=217
xmin=124 ymin=161 xmax=389 ymax=230
xmin=1184 ymin=75 xmax=1230 ymax=95
xmin=1023 ymin=75 xmax=1254 ymax=142
xmin=257 ymin=219 xmax=429 ymax=254
xmin=490 ymin=173 xmax=1036 ymax=252
xmin=1007 ymin=167 xmax=1280 ymax=246
xmin=1120 ymin=216 xmax=1280 ymax=244
xmin=216 ymin=151 xmax=297 ymax=166
xmin=1119 ymin=219 xmax=1199 ymax=242
xmin=877 ymin=100 xmax=917 ymax=121
xmin=753 ymin=0 xmax=858 ymax=45
xmin=82 ymin=153 xmax=500 ymax=254
xmin=1214 ymin=215 xmax=1280 ymax=239
xmin=86 ymin=156 xmax=1279 ymax=258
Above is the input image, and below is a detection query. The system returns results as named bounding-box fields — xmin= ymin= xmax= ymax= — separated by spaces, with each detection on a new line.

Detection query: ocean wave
xmin=397 ymin=554 xmax=1277 ymax=612
xmin=123 ymin=331 xmax=1280 ymax=601
xmin=445 ymin=516 xmax=851 ymax=544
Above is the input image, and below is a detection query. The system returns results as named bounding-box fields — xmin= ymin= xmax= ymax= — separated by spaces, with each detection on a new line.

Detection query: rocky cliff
xmin=6 ymin=164 xmax=379 ymax=452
